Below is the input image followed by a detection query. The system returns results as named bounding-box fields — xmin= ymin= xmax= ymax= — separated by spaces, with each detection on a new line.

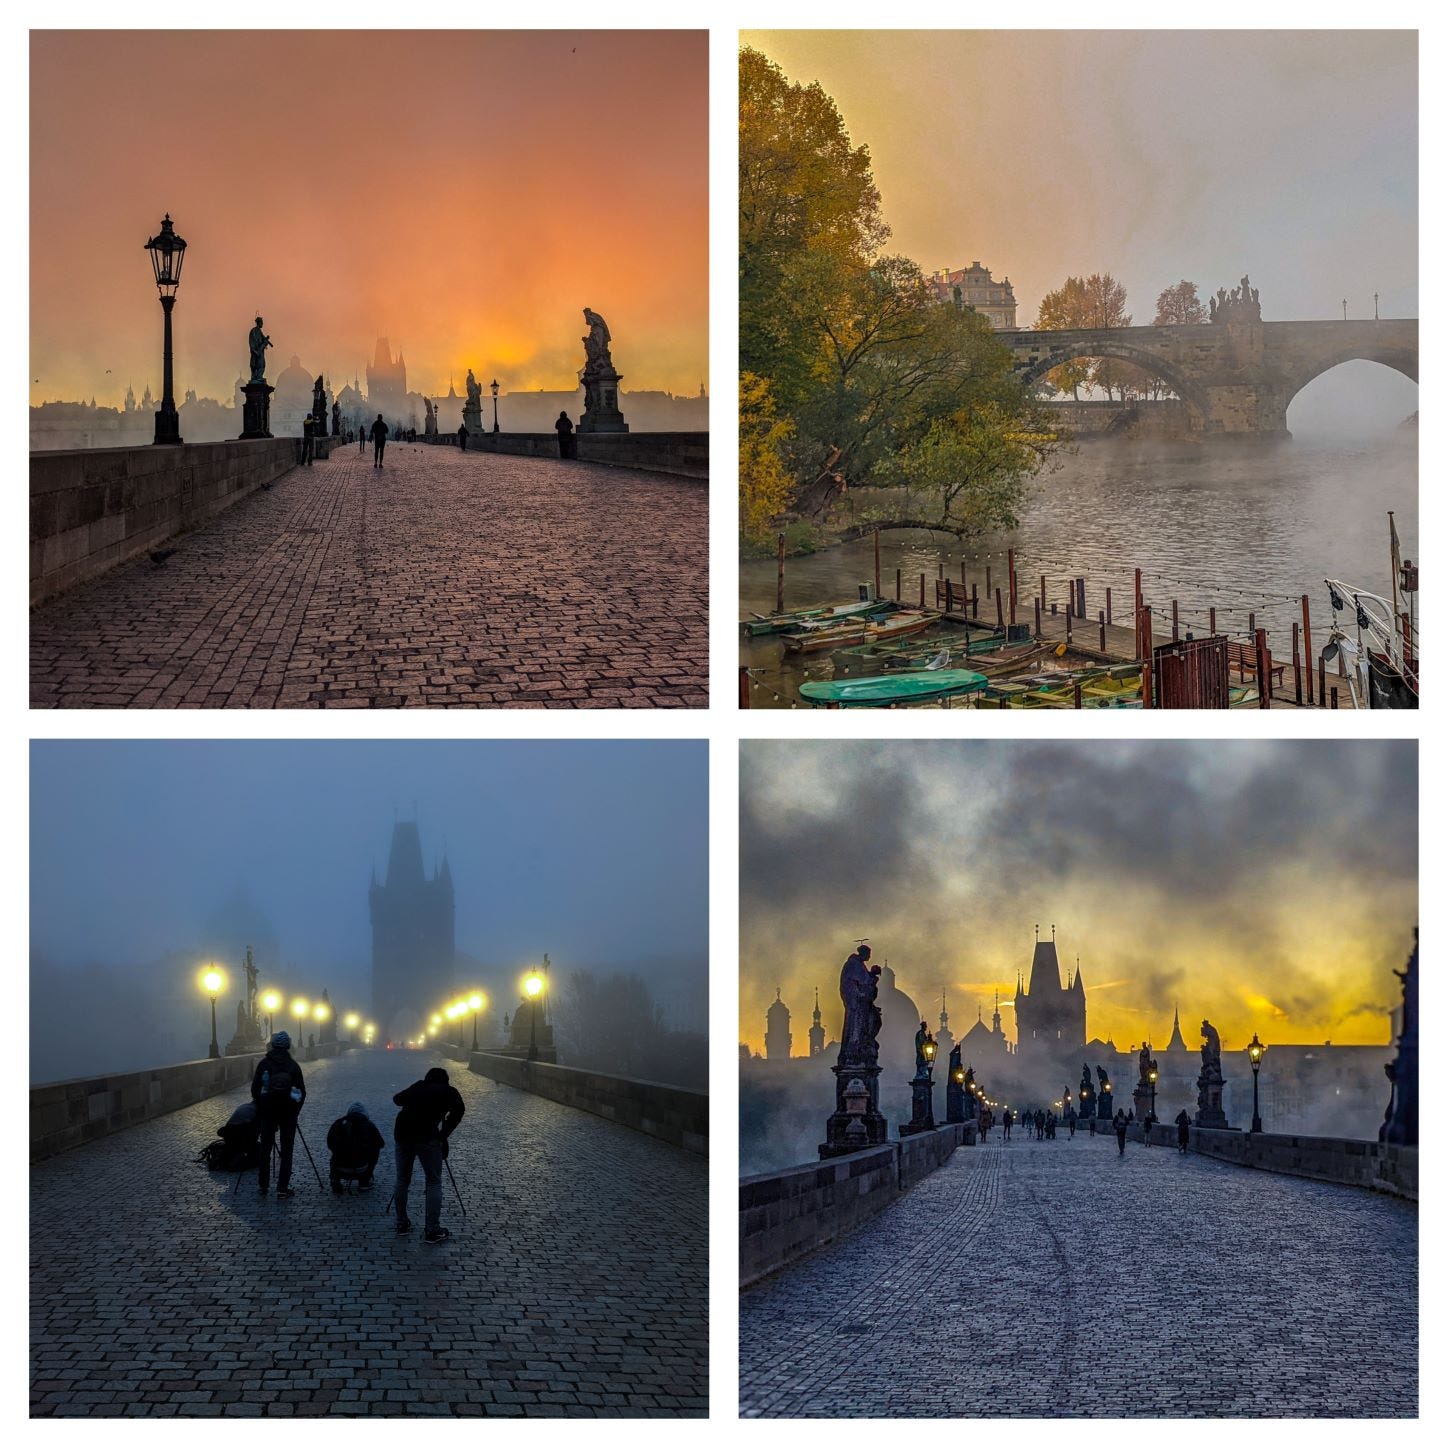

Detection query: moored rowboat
xmin=799 ymin=667 xmax=989 ymax=707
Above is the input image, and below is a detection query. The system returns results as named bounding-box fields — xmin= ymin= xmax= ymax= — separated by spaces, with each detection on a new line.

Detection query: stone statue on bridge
xmin=424 ymin=397 xmax=437 ymax=436
xmin=913 ymin=1020 xmax=934 ymax=1078
xmin=462 ymin=370 xmax=484 ymax=436
xmin=1196 ymin=1018 xmax=1229 ymax=1128
xmin=821 ymin=942 xmax=888 ymax=1158
xmin=1380 ymin=929 xmax=1417 ymax=1146
xmin=1210 ymin=276 xmax=1262 ymax=325
xmin=1096 ymin=1064 xmax=1113 ymax=1119
xmin=248 ymin=317 xmax=272 ymax=384
xmin=312 ymin=376 xmax=327 ymax=436
xmin=579 ymin=307 xmax=629 ymax=434
xmin=1079 ymin=1062 xmax=1096 ymax=1119
xmin=581 ymin=307 xmax=614 ymax=379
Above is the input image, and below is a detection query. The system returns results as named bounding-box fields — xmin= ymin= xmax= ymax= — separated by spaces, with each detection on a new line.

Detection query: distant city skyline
xmin=740 ymin=741 xmax=1417 ymax=1054
xmin=30 ymin=31 xmax=708 ymax=406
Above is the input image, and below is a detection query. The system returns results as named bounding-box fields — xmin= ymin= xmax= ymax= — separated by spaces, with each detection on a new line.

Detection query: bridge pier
xmin=1199 ymin=382 xmax=1292 ymax=440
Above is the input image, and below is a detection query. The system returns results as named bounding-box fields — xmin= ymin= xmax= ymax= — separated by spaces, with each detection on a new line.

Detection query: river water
xmin=739 ymin=434 xmax=1417 ymax=705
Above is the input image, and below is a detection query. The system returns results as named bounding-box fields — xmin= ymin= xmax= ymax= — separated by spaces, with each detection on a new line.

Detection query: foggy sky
xmin=31 ymin=740 xmax=708 ymax=1011
xmin=745 ymin=30 xmax=1418 ymax=430
xmin=30 ymin=31 xmax=707 ymax=407
xmin=740 ymin=741 xmax=1417 ymax=1053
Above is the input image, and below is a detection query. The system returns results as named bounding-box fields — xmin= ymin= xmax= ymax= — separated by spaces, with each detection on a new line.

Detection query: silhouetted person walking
xmin=300 ymin=415 xmax=315 ymax=466
xmin=370 ymin=414 xmax=388 ymax=468
xmin=1176 ymin=1109 xmax=1191 ymax=1153
xmin=358 ymin=422 xmax=367 ymax=455
xmin=1002 ymin=1108 xmax=1012 ymax=1141
xmin=555 ymin=410 xmax=575 ymax=458
xmin=392 ymin=1067 xmax=465 ymax=1244
xmin=251 ymin=1031 xmax=305 ymax=1197
xmin=457 ymin=423 xmax=469 ymax=452
xmin=1114 ymin=1108 xmax=1128 ymax=1154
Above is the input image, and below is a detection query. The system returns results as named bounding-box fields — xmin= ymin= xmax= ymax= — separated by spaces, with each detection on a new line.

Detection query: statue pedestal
xmin=462 ymin=400 xmax=484 ymax=436
xmin=1195 ymin=1070 xmax=1229 ymax=1128
xmin=820 ymin=1061 xmax=888 ymax=1159
xmin=946 ymin=1078 xmax=966 ymax=1124
xmin=239 ymin=382 xmax=274 ymax=440
xmin=578 ymin=369 xmax=629 ymax=433
xmin=313 ymin=407 xmax=328 ymax=438
xmin=899 ymin=1073 xmax=936 ymax=1137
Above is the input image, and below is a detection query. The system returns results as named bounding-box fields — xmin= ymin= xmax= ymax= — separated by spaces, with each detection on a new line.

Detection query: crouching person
xmin=392 ymin=1067 xmax=465 ymax=1244
xmin=327 ymin=1101 xmax=384 ymax=1194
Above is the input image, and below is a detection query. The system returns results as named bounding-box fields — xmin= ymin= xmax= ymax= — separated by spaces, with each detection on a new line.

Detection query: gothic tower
xmin=1014 ymin=927 xmax=1087 ymax=1049
xmin=808 ymin=986 xmax=826 ymax=1057
xmin=765 ymin=988 xmax=792 ymax=1061
xmin=369 ymin=820 xmax=455 ymax=1042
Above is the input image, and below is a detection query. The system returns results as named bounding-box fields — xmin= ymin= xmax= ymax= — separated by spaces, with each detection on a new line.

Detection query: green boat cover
xmin=800 ymin=668 xmax=989 ymax=706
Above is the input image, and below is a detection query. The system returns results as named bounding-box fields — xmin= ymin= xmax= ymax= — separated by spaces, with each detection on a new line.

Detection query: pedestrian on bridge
xmin=1175 ymin=1109 xmax=1192 ymax=1153
xmin=1002 ymin=1108 xmax=1012 ymax=1142
xmin=370 ymin=414 xmax=388 ymax=468
xmin=250 ymin=1031 xmax=305 ymax=1198
xmin=392 ymin=1067 xmax=466 ymax=1244
xmin=1113 ymin=1108 xmax=1129 ymax=1155
xmin=555 ymin=410 xmax=575 ymax=458
xmin=358 ymin=422 xmax=367 ymax=456
xmin=300 ymin=415 xmax=315 ymax=467
xmin=457 ymin=422 xmax=469 ymax=452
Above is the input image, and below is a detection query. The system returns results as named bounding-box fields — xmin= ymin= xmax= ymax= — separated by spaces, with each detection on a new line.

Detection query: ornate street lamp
xmin=344 ymin=1011 xmax=361 ymax=1038
xmin=291 ymin=997 xmax=309 ymax=1044
xmin=260 ymin=989 xmax=281 ymax=1040
xmin=1247 ymin=1032 xmax=1266 ymax=1133
xmin=143 ymin=214 xmax=186 ymax=445
xmin=489 ymin=378 xmax=500 ymax=433
xmin=1148 ymin=1066 xmax=1158 ymax=1122
xmin=522 ymin=969 xmax=546 ymax=1060
xmin=467 ymin=991 xmax=486 ymax=1051
xmin=200 ymin=966 xmax=225 ymax=1060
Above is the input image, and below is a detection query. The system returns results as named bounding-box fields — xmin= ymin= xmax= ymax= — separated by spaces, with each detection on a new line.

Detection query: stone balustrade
xmin=29 ymin=1040 xmax=353 ymax=1162
xmin=466 ymin=1051 xmax=706 ymax=1155
xmin=30 ymin=438 xmax=298 ymax=604
xmin=427 ymin=430 xmax=708 ymax=480
xmin=740 ymin=1122 xmax=975 ymax=1287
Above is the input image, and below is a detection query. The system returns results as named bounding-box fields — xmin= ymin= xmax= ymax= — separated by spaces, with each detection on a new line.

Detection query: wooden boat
xmin=741 ymin=599 xmax=880 ymax=637
xmin=782 ymin=609 xmax=938 ymax=656
xmin=800 ymin=667 xmax=989 ymax=707
xmin=832 ymin=630 xmax=1009 ymax=678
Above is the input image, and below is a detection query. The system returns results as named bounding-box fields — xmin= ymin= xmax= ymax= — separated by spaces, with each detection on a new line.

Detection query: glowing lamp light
xmin=1248 ymin=1032 xmax=1265 ymax=1066
xmin=261 ymin=990 xmax=282 ymax=1012
xmin=522 ymin=971 xmax=545 ymax=1000
xmin=468 ymin=992 xmax=484 ymax=1011
xmin=313 ymin=1002 xmax=330 ymax=1022
xmin=431 ymin=1013 xmax=443 ymax=1027
xmin=344 ymin=1012 xmax=360 ymax=1031
xmin=923 ymin=1039 xmax=937 ymax=1062
xmin=291 ymin=997 xmax=309 ymax=1019
xmin=199 ymin=967 xmax=225 ymax=997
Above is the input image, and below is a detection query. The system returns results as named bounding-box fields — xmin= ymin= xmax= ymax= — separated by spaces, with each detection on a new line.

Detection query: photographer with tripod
xmin=391 ymin=1067 xmax=465 ymax=1244
xmin=251 ymin=1031 xmax=306 ymax=1198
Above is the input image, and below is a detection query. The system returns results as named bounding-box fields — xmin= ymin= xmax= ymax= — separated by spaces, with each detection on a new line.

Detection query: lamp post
xmin=291 ymin=997 xmax=309 ymax=1048
xmin=468 ymin=992 xmax=485 ymax=1051
xmin=1374 ymin=291 xmax=1380 ymax=321
xmin=143 ymin=214 xmax=186 ymax=445
xmin=260 ymin=989 xmax=281 ymax=1040
xmin=522 ymin=970 xmax=546 ymax=1060
xmin=1248 ymin=1032 xmax=1265 ymax=1133
xmin=201 ymin=966 xmax=224 ymax=1059
xmin=344 ymin=1011 xmax=360 ymax=1041
xmin=1342 ymin=298 xmax=1348 ymax=322
xmin=1148 ymin=1066 xmax=1158 ymax=1122
xmin=490 ymin=378 xmax=500 ymax=433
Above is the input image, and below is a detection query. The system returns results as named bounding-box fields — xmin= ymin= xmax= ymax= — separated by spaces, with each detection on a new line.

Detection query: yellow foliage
xmin=739 ymin=371 xmax=795 ymax=548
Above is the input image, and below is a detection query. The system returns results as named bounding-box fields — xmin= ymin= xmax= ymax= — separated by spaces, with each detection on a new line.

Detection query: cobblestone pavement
xmin=31 ymin=1049 xmax=707 ymax=1417
xmin=31 ymin=445 xmax=708 ymax=707
xmin=740 ymin=1130 xmax=1416 ymax=1417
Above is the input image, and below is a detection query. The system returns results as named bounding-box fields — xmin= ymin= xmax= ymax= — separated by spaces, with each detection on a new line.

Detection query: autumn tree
xmin=1036 ymin=273 xmax=1135 ymax=398
xmin=1153 ymin=279 xmax=1207 ymax=326
xmin=739 ymin=371 xmax=795 ymax=549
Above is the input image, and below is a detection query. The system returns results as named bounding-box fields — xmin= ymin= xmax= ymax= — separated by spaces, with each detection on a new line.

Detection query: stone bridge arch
xmin=1013 ymin=340 xmax=1211 ymax=422
xmin=1282 ymin=345 xmax=1419 ymax=411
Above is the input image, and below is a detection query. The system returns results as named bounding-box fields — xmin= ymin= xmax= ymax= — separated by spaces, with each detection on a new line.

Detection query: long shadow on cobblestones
xmin=31 ymin=1049 xmax=707 ymax=1417
xmin=30 ymin=445 xmax=708 ymax=709
xmin=740 ymin=1132 xmax=1415 ymax=1417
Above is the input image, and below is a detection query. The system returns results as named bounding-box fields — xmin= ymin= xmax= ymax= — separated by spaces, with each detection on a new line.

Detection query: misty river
xmin=739 ymin=433 xmax=1418 ymax=703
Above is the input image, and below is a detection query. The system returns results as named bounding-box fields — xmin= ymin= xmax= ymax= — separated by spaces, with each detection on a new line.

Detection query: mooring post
xmin=1318 ymin=654 xmax=1327 ymax=709
xmin=739 ymin=666 xmax=751 ymax=709
xmin=1301 ymin=594 xmax=1314 ymax=705
xmin=994 ymin=588 xmax=1003 ymax=629
xmin=971 ymin=582 xmax=979 ymax=618
xmin=1099 ymin=610 xmax=1107 ymax=651
xmin=1255 ymin=628 xmax=1270 ymax=710
xmin=1040 ymin=573 xmax=1047 ymax=609
xmin=873 ymin=527 xmax=881 ymax=600
xmin=1073 ymin=682 xmax=1083 ymax=710
xmin=1106 ymin=586 xmax=1113 ymax=625
xmin=1292 ymin=623 xmax=1302 ymax=705
xmin=1248 ymin=610 xmax=1256 ymax=637
xmin=1134 ymin=567 xmax=1143 ymax=616
xmin=1007 ymin=548 xmax=1017 ymax=605
xmin=1331 ymin=685 xmax=1339 ymax=709
xmin=919 ymin=573 xmax=926 ymax=609
xmin=985 ymin=564 xmax=992 ymax=599
xmin=1209 ymin=606 xmax=1217 ymax=635
xmin=1076 ymin=577 xmax=1086 ymax=617
xmin=775 ymin=533 xmax=785 ymax=614
xmin=1170 ymin=599 xmax=1179 ymax=642
xmin=1065 ymin=600 xmax=1072 ymax=645
xmin=896 ymin=567 xmax=902 ymax=602
xmin=1034 ymin=597 xmax=1042 ymax=640
xmin=960 ymin=560 xmax=967 ymax=587
xmin=1141 ymin=606 xmax=1154 ymax=707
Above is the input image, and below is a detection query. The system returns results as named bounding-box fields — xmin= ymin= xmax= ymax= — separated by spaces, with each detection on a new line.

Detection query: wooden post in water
xmin=1076 ymin=577 xmax=1086 ymax=618
xmin=1248 ymin=610 xmax=1256 ymax=637
xmin=873 ymin=528 xmax=881 ymax=600
xmin=1318 ymin=654 xmax=1327 ymax=709
xmin=1008 ymin=550 xmax=1018 ymax=626
xmin=1331 ymin=685 xmax=1339 ymax=709
xmin=971 ymin=582 xmax=979 ymax=618
xmin=1292 ymin=624 xmax=1302 ymax=704
xmin=1141 ymin=606 xmax=1154 ymax=707
xmin=1040 ymin=574 xmax=1047 ymax=610
xmin=1301 ymin=594 xmax=1314 ymax=705
xmin=1099 ymin=611 xmax=1107 ymax=651
xmin=775 ymin=534 xmax=785 ymax=614
xmin=1065 ymin=598 xmax=1073 ymax=646
xmin=945 ymin=580 xmax=954 ymax=615
xmin=1134 ymin=567 xmax=1143 ymax=617
xmin=1034 ymin=597 xmax=1042 ymax=640
xmin=895 ymin=567 xmax=902 ymax=601
xmin=1171 ymin=599 xmax=1180 ymax=642
xmin=739 ymin=666 xmax=751 ymax=709
xmin=1255 ymin=628 xmax=1270 ymax=710
xmin=995 ymin=588 xmax=1004 ymax=629
xmin=1106 ymin=587 xmax=1113 ymax=625
xmin=919 ymin=573 xmax=926 ymax=609
xmin=1209 ymin=606 xmax=1216 ymax=635
xmin=1072 ymin=682 xmax=1083 ymax=710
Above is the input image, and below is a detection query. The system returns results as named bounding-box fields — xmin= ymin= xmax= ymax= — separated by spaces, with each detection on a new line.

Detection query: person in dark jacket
xmin=300 ymin=414 xmax=315 ymax=466
xmin=370 ymin=414 xmax=388 ymax=468
xmin=554 ymin=411 xmax=575 ymax=458
xmin=1176 ymin=1109 xmax=1192 ymax=1153
xmin=359 ymin=421 xmax=367 ymax=455
xmin=250 ymin=1031 xmax=305 ymax=1197
xmin=1114 ymin=1108 xmax=1129 ymax=1155
xmin=327 ymin=1101 xmax=384 ymax=1193
xmin=392 ymin=1067 xmax=465 ymax=1243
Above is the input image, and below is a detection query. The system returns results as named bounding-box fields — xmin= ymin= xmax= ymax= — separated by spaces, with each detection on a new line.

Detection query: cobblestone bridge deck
xmin=31 ymin=1049 xmax=707 ymax=1417
xmin=740 ymin=1131 xmax=1415 ymax=1417
xmin=31 ymin=444 xmax=707 ymax=708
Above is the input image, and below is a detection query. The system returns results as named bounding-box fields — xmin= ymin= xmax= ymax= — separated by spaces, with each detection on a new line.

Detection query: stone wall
xmin=427 ymin=430 xmax=708 ymax=480
xmin=740 ymin=1122 xmax=974 ymax=1287
xmin=466 ymin=1051 xmax=707 ymax=1155
xmin=1135 ymin=1121 xmax=1417 ymax=1200
xmin=29 ymin=1041 xmax=352 ymax=1162
xmin=30 ymin=438 xmax=297 ymax=605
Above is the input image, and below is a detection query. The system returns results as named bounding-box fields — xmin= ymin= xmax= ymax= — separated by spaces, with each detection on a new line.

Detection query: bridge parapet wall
xmin=466 ymin=1051 xmax=707 ymax=1155
xmin=1134 ymin=1121 xmax=1416 ymax=1200
xmin=30 ymin=438 xmax=297 ymax=606
xmin=29 ymin=1040 xmax=355 ymax=1162
xmin=740 ymin=1122 xmax=975 ymax=1287
xmin=427 ymin=430 xmax=708 ymax=480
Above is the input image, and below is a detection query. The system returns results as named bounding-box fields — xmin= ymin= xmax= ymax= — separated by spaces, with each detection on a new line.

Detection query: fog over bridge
xmin=1000 ymin=318 xmax=1418 ymax=437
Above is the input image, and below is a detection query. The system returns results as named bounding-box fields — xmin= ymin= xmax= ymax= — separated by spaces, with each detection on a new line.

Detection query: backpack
xmin=261 ymin=1057 xmax=297 ymax=1105
xmin=196 ymin=1138 xmax=259 ymax=1171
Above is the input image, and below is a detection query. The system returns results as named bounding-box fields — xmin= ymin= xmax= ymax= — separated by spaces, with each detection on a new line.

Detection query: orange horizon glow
xmin=30 ymin=31 xmax=707 ymax=408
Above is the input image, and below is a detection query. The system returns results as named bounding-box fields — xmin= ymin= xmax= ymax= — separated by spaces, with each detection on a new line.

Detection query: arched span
xmin=1013 ymin=340 xmax=1210 ymax=418
xmin=1284 ymin=347 xmax=1418 ymax=410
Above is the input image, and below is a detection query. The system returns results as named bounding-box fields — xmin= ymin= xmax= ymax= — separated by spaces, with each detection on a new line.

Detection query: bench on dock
xmin=1226 ymin=640 xmax=1284 ymax=688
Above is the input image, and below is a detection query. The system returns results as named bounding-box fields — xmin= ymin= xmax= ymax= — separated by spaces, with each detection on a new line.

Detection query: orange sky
xmin=30 ymin=31 xmax=707 ymax=407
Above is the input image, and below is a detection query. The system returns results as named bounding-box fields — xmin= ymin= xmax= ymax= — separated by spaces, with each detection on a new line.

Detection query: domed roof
xmin=877 ymin=962 xmax=922 ymax=1081
xmin=766 ymin=991 xmax=789 ymax=1023
xmin=274 ymin=354 xmax=313 ymax=404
